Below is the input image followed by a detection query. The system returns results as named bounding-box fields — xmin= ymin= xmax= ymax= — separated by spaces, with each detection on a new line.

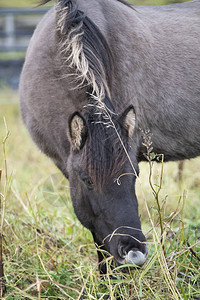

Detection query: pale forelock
xmin=56 ymin=0 xmax=112 ymax=105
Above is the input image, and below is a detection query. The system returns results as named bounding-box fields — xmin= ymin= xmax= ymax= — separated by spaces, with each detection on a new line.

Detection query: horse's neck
xmin=106 ymin=6 xmax=157 ymax=114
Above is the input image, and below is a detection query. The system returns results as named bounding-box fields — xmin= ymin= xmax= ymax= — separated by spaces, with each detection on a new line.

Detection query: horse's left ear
xmin=119 ymin=105 xmax=136 ymax=138
xmin=68 ymin=112 xmax=88 ymax=151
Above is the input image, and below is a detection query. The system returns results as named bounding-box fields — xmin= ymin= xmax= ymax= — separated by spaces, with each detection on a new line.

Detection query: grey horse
xmin=19 ymin=0 xmax=200 ymax=274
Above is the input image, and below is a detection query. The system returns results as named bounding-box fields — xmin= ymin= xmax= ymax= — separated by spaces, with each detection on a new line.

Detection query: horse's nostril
xmin=118 ymin=243 xmax=127 ymax=259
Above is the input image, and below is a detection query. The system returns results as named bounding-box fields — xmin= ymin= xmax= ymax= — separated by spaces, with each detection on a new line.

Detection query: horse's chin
xmin=117 ymin=249 xmax=147 ymax=267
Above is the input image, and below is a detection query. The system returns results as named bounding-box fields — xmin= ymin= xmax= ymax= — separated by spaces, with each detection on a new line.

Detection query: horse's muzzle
xmin=117 ymin=242 xmax=148 ymax=266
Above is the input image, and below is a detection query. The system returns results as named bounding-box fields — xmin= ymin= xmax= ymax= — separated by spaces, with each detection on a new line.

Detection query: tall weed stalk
xmin=0 ymin=118 xmax=10 ymax=296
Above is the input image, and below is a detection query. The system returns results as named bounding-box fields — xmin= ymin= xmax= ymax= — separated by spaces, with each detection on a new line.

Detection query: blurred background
xmin=0 ymin=0 xmax=51 ymax=90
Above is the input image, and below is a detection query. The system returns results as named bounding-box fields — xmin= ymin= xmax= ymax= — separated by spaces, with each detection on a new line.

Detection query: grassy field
xmin=0 ymin=89 xmax=199 ymax=299
xmin=0 ymin=0 xmax=52 ymax=8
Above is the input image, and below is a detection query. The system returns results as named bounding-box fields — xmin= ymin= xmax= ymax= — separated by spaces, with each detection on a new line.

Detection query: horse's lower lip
xmin=125 ymin=250 xmax=147 ymax=265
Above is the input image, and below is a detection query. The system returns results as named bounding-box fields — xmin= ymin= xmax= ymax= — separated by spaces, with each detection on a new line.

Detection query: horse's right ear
xmin=68 ymin=112 xmax=88 ymax=151
xmin=118 ymin=105 xmax=136 ymax=138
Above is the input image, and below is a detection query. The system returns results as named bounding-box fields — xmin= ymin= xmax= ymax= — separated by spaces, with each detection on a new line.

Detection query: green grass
xmin=0 ymin=52 xmax=26 ymax=61
xmin=0 ymin=90 xmax=199 ymax=299
xmin=0 ymin=0 xmax=51 ymax=8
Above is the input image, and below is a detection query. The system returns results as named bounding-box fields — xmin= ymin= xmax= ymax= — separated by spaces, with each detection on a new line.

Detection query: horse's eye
xmin=86 ymin=178 xmax=93 ymax=186
xmin=83 ymin=177 xmax=93 ymax=190
xmin=79 ymin=171 xmax=93 ymax=189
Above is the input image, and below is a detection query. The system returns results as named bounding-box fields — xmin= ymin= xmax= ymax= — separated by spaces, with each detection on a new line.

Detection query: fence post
xmin=0 ymin=8 xmax=49 ymax=52
xmin=5 ymin=13 xmax=15 ymax=49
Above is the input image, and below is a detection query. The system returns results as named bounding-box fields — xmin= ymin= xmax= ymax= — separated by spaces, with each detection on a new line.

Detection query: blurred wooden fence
xmin=0 ymin=8 xmax=49 ymax=52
